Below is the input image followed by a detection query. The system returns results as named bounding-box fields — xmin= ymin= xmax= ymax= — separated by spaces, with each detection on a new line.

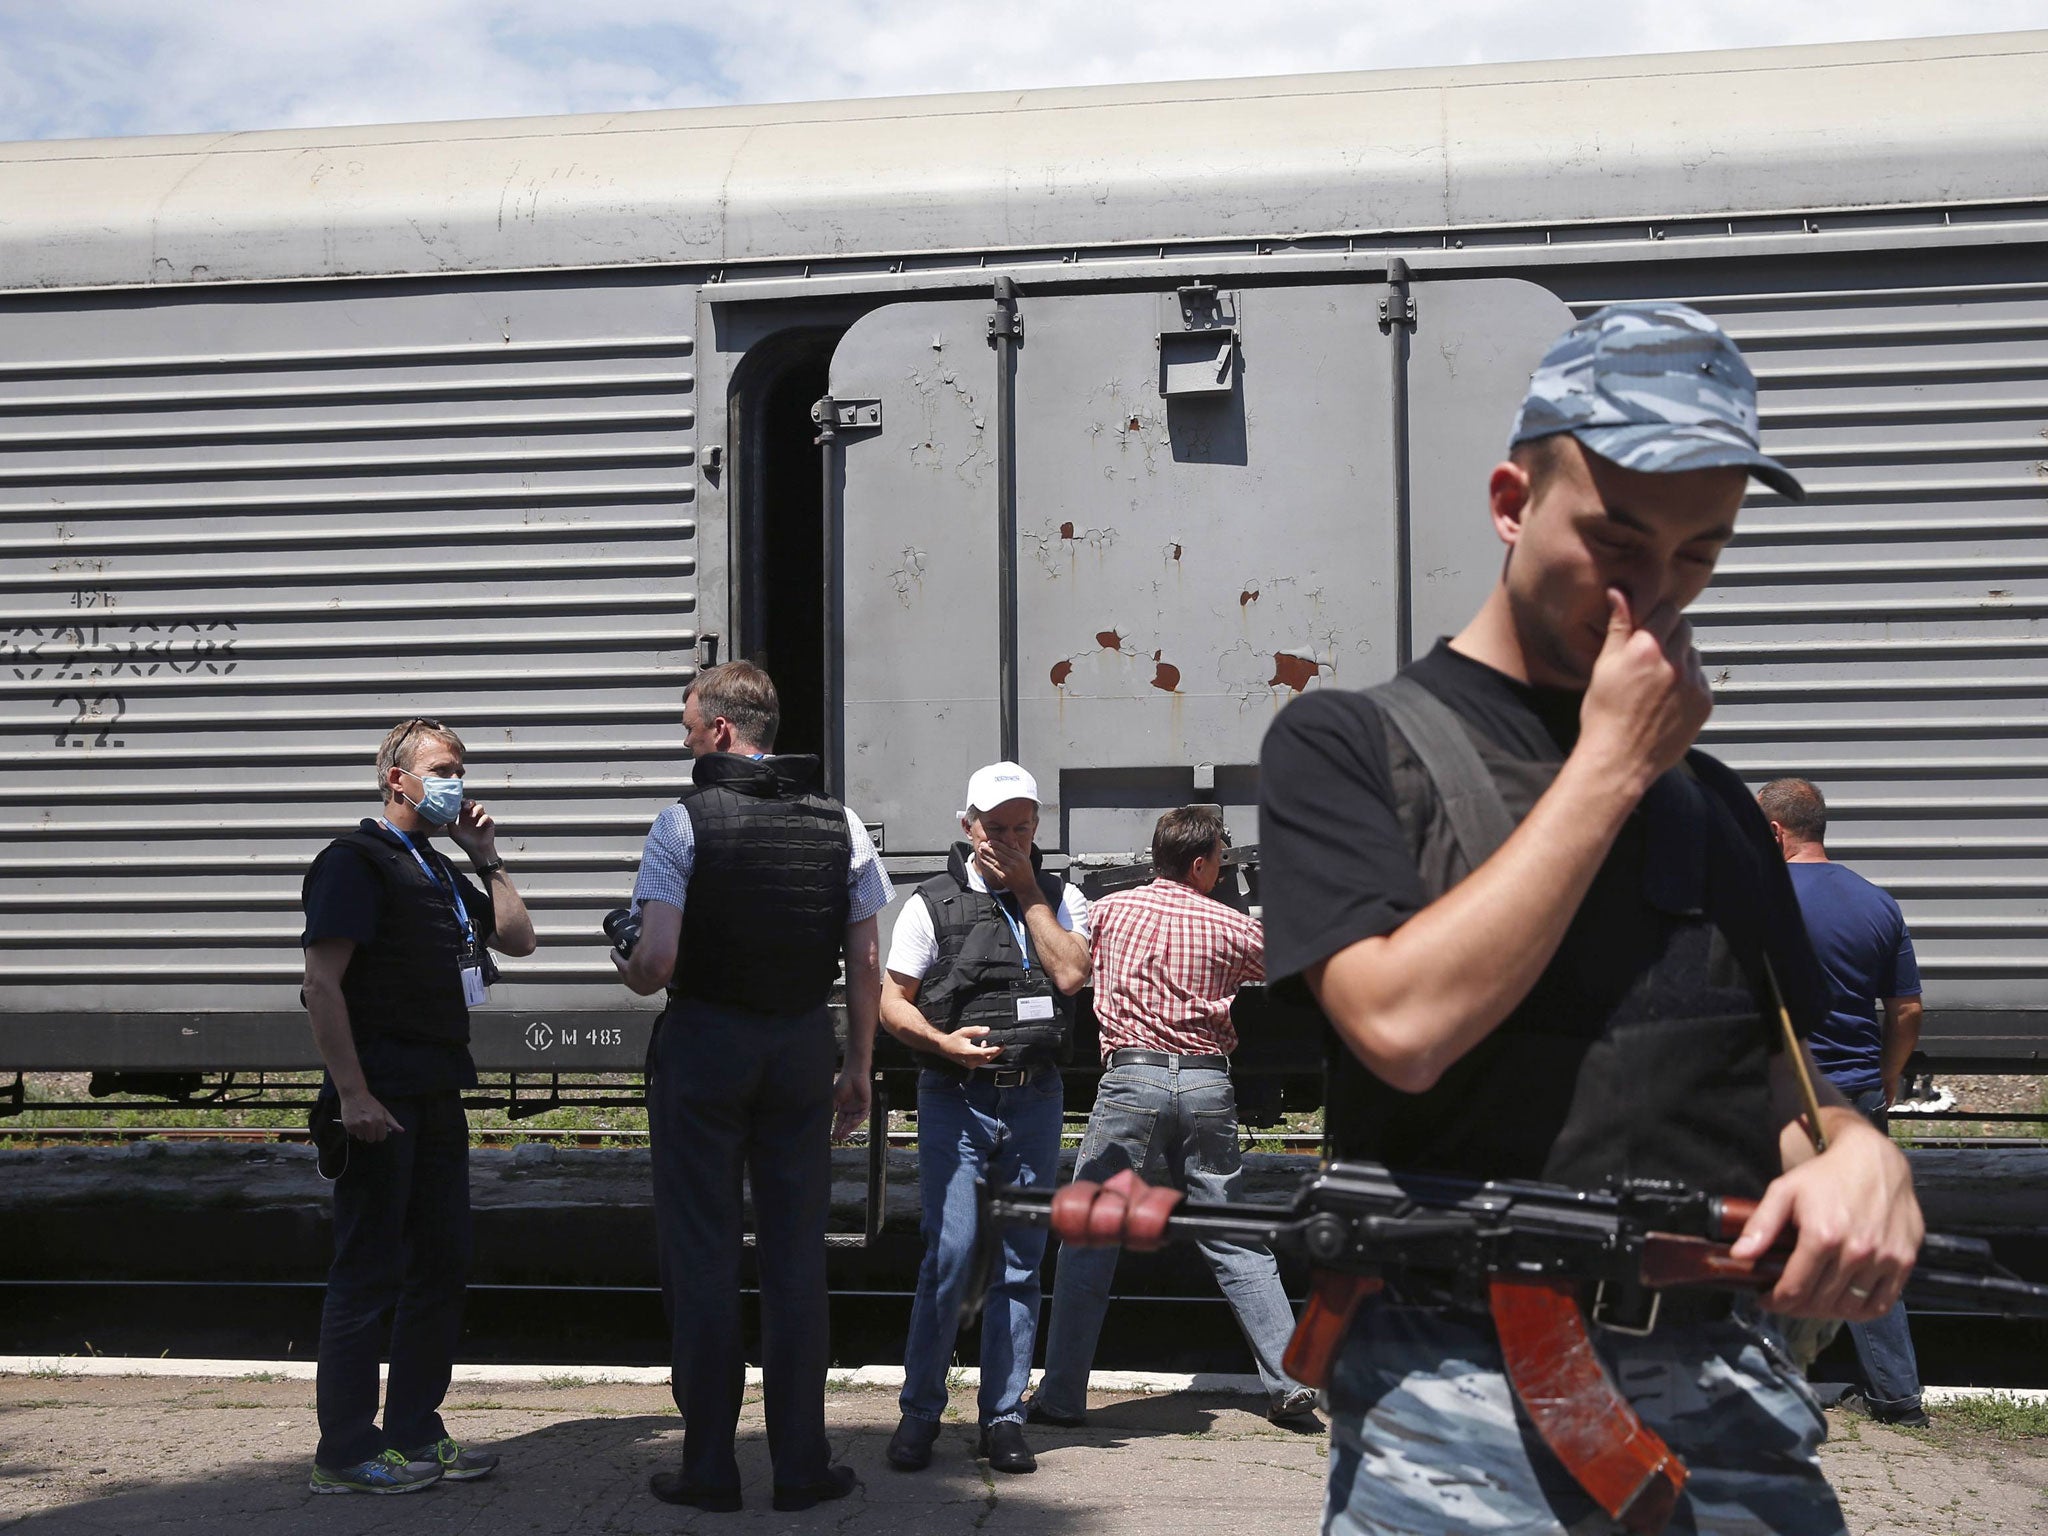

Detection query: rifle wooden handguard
xmin=1490 ymin=1277 xmax=1688 ymax=1535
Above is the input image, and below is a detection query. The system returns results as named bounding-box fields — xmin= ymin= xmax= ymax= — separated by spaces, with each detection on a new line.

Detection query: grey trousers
xmin=648 ymin=997 xmax=837 ymax=1494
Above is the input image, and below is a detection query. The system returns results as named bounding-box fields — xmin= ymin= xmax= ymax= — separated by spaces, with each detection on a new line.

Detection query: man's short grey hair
xmin=686 ymin=660 xmax=779 ymax=751
xmin=376 ymin=717 xmax=466 ymax=799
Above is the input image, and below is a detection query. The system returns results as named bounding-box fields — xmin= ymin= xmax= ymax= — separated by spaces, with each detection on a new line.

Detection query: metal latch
xmin=1158 ymin=280 xmax=1238 ymax=398
xmin=810 ymin=396 xmax=882 ymax=445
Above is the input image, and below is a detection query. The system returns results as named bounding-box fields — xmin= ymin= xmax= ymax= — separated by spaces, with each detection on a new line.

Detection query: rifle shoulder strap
xmin=1367 ymin=673 xmax=1516 ymax=876
xmin=1489 ymin=1278 xmax=1688 ymax=1534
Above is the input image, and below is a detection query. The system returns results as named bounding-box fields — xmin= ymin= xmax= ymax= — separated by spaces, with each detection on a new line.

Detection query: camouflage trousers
xmin=1323 ymin=1300 xmax=1846 ymax=1536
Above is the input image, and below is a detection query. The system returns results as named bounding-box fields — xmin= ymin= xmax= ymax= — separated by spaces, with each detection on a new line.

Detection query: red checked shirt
xmin=1088 ymin=878 xmax=1265 ymax=1060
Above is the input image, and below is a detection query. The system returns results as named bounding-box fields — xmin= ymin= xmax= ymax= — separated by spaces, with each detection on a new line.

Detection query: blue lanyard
xmin=380 ymin=820 xmax=477 ymax=948
xmin=992 ymin=892 xmax=1033 ymax=973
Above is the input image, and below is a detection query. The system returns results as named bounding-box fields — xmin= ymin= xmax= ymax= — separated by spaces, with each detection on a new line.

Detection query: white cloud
xmin=0 ymin=0 xmax=2042 ymax=141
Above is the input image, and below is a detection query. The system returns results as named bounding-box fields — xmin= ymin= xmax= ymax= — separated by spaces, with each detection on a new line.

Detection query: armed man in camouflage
xmin=1258 ymin=303 xmax=1922 ymax=1534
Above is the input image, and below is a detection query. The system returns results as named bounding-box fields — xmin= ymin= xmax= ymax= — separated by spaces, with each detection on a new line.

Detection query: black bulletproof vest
xmin=309 ymin=827 xmax=474 ymax=1048
xmin=913 ymin=842 xmax=1072 ymax=1064
xmin=1327 ymin=675 xmax=1785 ymax=1201
xmin=669 ymin=753 xmax=853 ymax=1017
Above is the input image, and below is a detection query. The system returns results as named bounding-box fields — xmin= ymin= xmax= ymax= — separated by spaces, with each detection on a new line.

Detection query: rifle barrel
xmin=971 ymin=1163 xmax=2048 ymax=1325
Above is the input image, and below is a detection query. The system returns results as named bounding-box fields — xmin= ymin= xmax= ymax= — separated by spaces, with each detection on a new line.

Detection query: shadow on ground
xmin=0 ymin=1387 xmax=1329 ymax=1536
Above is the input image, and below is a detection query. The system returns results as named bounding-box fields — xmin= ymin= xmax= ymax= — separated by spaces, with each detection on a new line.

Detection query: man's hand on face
xmin=973 ymin=835 xmax=1039 ymax=900
xmin=1577 ymin=587 xmax=1714 ymax=797
xmin=447 ymin=797 xmax=499 ymax=864
xmin=936 ymin=1024 xmax=1004 ymax=1067
xmin=339 ymin=1089 xmax=406 ymax=1144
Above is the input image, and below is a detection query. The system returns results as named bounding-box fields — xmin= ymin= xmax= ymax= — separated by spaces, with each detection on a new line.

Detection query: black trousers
xmin=314 ymin=1089 xmax=471 ymax=1468
xmin=648 ymin=997 xmax=836 ymax=1494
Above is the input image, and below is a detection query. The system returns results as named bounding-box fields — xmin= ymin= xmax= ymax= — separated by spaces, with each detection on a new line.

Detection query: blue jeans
xmin=1324 ymin=1301 xmax=1845 ymax=1535
xmin=315 ymin=1090 xmax=470 ymax=1469
xmin=1036 ymin=1062 xmax=1304 ymax=1418
xmin=899 ymin=1066 xmax=1065 ymax=1426
xmin=1838 ymin=1088 xmax=1923 ymax=1417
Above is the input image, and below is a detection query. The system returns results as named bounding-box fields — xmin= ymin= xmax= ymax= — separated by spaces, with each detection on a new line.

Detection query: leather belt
xmin=958 ymin=1063 xmax=1052 ymax=1088
xmin=1106 ymin=1048 xmax=1230 ymax=1072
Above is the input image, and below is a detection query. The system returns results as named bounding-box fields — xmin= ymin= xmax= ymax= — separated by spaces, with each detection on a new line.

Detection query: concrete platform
xmin=2 ymin=1371 xmax=2044 ymax=1535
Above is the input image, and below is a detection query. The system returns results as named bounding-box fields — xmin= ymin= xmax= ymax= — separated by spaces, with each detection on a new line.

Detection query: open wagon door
xmin=820 ymin=276 xmax=1573 ymax=855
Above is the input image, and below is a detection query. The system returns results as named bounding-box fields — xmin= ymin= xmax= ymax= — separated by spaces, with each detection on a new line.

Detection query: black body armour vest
xmin=668 ymin=753 xmax=853 ymax=1018
xmin=309 ymin=827 xmax=476 ymax=1049
xmin=913 ymin=842 xmax=1072 ymax=1065
xmin=1328 ymin=676 xmax=1787 ymax=1201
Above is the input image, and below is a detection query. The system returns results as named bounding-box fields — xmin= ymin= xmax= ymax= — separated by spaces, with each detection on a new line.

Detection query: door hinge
xmin=1380 ymin=257 xmax=1417 ymax=332
xmin=988 ymin=275 xmax=1023 ymax=345
xmin=810 ymin=396 xmax=882 ymax=445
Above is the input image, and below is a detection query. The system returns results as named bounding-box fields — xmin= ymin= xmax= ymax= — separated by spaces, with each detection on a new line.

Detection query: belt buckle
xmin=991 ymin=1067 xmax=1027 ymax=1088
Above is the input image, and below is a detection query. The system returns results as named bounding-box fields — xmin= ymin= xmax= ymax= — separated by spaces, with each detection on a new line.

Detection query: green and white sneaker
xmin=406 ymin=1436 xmax=500 ymax=1482
xmin=309 ymin=1448 xmax=443 ymax=1495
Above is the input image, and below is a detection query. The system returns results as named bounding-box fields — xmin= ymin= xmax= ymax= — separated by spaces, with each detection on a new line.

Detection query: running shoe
xmin=404 ymin=1436 xmax=500 ymax=1482
xmin=308 ymin=1448 xmax=442 ymax=1495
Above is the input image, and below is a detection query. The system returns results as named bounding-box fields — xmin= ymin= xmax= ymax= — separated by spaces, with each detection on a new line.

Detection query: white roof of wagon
xmin=0 ymin=31 xmax=2043 ymax=292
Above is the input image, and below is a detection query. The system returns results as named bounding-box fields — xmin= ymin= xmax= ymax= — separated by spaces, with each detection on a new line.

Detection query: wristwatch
xmin=476 ymin=857 xmax=506 ymax=877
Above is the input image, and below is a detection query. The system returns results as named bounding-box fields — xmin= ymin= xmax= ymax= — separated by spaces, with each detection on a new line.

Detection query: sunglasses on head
xmin=390 ymin=717 xmax=448 ymax=769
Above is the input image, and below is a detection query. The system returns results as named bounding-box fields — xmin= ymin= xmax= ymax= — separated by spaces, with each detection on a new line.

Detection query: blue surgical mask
xmin=405 ymin=772 xmax=465 ymax=826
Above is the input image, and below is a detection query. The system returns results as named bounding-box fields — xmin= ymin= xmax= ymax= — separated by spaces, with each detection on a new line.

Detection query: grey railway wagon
xmin=1 ymin=31 xmax=2045 ymax=1077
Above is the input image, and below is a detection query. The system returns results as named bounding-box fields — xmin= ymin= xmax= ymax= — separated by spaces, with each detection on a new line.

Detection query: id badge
xmin=1016 ymin=995 xmax=1055 ymax=1022
xmin=461 ymin=964 xmax=490 ymax=1006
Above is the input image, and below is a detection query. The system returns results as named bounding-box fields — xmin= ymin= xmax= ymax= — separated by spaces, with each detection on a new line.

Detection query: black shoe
xmin=886 ymin=1415 xmax=941 ymax=1472
xmin=772 ymin=1465 xmax=859 ymax=1512
xmin=648 ymin=1472 xmax=742 ymax=1511
xmin=977 ymin=1421 xmax=1037 ymax=1475
xmin=1024 ymin=1401 xmax=1086 ymax=1429
xmin=1873 ymin=1405 xmax=1932 ymax=1429
xmin=1267 ymin=1387 xmax=1325 ymax=1433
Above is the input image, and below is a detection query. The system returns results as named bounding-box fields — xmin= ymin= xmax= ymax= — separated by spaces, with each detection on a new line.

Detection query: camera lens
xmin=603 ymin=907 xmax=642 ymax=957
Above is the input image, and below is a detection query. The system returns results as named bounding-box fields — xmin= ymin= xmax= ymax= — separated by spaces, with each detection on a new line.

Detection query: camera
xmin=603 ymin=906 xmax=642 ymax=959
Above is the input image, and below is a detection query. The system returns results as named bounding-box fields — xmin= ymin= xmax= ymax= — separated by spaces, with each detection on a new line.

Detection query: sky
xmin=0 ymin=0 xmax=2043 ymax=142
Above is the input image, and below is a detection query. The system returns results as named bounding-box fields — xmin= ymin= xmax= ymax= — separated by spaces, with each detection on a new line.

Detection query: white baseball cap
xmin=963 ymin=761 xmax=1040 ymax=816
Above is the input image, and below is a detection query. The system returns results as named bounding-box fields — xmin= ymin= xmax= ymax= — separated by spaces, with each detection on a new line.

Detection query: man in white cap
xmin=878 ymin=761 xmax=1091 ymax=1476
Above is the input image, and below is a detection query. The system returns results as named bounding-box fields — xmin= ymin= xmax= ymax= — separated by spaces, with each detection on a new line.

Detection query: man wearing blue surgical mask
xmin=299 ymin=717 xmax=536 ymax=1495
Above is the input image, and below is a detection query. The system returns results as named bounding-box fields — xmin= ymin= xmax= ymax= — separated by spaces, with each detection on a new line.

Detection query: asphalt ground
xmin=2 ymin=1371 xmax=2044 ymax=1535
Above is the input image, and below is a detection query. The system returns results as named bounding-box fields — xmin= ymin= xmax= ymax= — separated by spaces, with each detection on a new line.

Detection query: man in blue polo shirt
xmin=1759 ymin=776 xmax=1928 ymax=1427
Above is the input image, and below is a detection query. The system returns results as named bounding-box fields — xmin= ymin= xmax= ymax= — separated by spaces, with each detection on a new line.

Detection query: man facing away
xmin=1759 ymin=775 xmax=1929 ymax=1428
xmin=878 ymin=761 xmax=1091 ymax=1475
xmin=1027 ymin=804 xmax=1320 ymax=1431
xmin=615 ymin=660 xmax=888 ymax=1513
xmin=1258 ymin=303 xmax=1921 ymax=1534
xmin=300 ymin=717 xmax=536 ymax=1493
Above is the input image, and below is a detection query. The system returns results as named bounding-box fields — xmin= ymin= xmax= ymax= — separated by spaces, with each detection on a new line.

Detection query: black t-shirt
xmin=302 ymin=818 xmax=494 ymax=1098
xmin=1259 ymin=641 xmax=1826 ymax=1188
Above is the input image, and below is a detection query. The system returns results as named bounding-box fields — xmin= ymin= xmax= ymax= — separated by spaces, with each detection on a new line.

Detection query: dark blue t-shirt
xmin=1785 ymin=860 xmax=1921 ymax=1097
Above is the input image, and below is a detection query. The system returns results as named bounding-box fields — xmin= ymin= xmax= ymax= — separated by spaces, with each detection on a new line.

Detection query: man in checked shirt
xmin=1026 ymin=804 xmax=1321 ymax=1430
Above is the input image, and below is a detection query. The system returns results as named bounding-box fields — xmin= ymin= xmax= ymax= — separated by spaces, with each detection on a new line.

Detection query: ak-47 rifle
xmin=964 ymin=1162 xmax=2048 ymax=1535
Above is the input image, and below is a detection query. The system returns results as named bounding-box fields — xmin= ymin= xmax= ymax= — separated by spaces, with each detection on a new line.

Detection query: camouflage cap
xmin=1508 ymin=301 xmax=1803 ymax=500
